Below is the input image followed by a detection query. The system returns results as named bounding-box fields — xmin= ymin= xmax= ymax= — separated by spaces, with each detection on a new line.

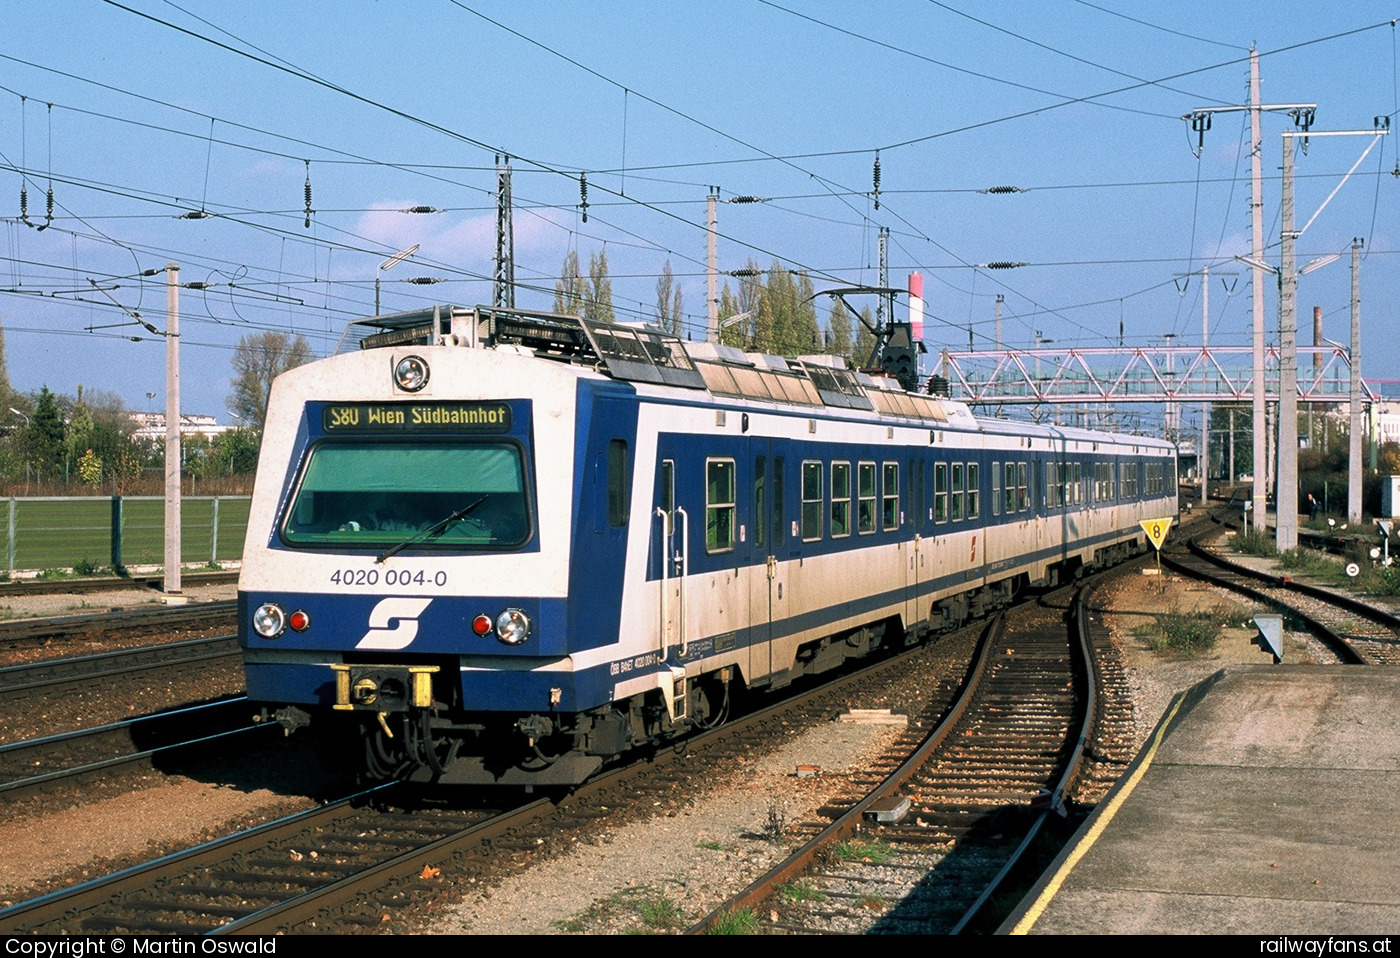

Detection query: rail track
xmin=686 ymin=576 xmax=1119 ymax=935
xmin=1161 ymin=533 xmax=1400 ymax=665
xmin=0 ymin=601 xmax=237 ymax=651
xmin=0 ymin=516 xmax=1210 ymax=934
xmin=0 ymin=633 xmax=240 ymax=696
xmin=0 ymin=611 xmax=986 ymax=934
xmin=0 ymin=698 xmax=269 ymax=803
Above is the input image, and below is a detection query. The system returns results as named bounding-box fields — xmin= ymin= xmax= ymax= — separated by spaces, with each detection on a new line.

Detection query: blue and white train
xmin=239 ymin=306 xmax=1178 ymax=786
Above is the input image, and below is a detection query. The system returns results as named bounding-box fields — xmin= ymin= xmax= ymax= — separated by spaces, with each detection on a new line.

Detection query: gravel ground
xmin=0 ymin=551 xmax=1369 ymax=933
xmin=0 ymin=581 xmax=235 ymax=622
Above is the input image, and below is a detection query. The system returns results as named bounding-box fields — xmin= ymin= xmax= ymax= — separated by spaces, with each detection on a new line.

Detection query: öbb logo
xmin=356 ymin=597 xmax=433 ymax=650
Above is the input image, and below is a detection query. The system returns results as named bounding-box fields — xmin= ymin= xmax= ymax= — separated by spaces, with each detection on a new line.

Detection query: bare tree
xmin=585 ymin=250 xmax=615 ymax=324
xmin=553 ymin=250 xmax=586 ymax=316
xmin=655 ymin=259 xmax=685 ymax=335
xmin=229 ymin=331 xmax=312 ymax=430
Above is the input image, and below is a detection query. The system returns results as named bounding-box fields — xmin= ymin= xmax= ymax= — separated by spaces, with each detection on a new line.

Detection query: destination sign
xmin=322 ymin=402 xmax=513 ymax=433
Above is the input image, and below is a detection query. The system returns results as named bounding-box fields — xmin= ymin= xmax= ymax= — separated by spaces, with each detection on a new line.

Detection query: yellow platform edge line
xmin=1009 ymin=690 xmax=1188 ymax=935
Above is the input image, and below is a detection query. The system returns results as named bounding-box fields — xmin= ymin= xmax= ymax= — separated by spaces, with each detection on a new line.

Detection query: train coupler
xmin=331 ymin=663 xmax=440 ymax=713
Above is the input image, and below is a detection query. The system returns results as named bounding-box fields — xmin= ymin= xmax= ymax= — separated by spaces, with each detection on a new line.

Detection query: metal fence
xmin=0 ymin=496 xmax=251 ymax=574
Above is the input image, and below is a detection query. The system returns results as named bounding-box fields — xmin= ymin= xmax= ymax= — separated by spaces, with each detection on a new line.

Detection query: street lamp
xmin=375 ymin=244 xmax=419 ymax=316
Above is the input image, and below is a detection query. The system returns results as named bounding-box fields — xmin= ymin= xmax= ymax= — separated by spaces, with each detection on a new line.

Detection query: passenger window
xmin=773 ymin=456 xmax=785 ymax=547
xmin=909 ymin=458 xmax=925 ymax=529
xmin=1017 ymin=461 xmax=1029 ymax=512
xmin=858 ymin=462 xmax=876 ymax=533
xmin=951 ymin=462 xmax=964 ymax=522
xmin=659 ymin=459 xmax=675 ymax=534
xmin=754 ymin=456 xmax=766 ymax=550
xmin=934 ymin=462 xmax=947 ymax=523
xmin=992 ymin=461 xmax=1001 ymax=517
xmin=967 ymin=463 xmax=980 ymax=519
xmin=608 ymin=439 xmax=630 ymax=527
xmin=801 ymin=461 xmax=823 ymax=540
xmin=882 ymin=462 xmax=899 ymax=530
xmin=1004 ymin=461 xmax=1016 ymax=514
xmin=831 ymin=461 xmax=851 ymax=537
xmin=705 ymin=459 xmax=735 ymax=553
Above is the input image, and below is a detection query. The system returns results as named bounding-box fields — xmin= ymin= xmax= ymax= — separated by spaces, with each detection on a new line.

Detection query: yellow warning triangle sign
xmin=1139 ymin=517 xmax=1172 ymax=551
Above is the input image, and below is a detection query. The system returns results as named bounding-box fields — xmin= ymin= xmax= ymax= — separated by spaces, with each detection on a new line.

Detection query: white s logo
xmin=356 ymin=597 xmax=433 ymax=650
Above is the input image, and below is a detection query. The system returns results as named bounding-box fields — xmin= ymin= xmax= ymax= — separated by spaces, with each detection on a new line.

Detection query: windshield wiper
xmin=375 ymin=496 xmax=487 ymax=564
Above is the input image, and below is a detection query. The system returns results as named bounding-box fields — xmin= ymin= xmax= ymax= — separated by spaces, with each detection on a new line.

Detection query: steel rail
xmin=0 ymin=634 xmax=239 ymax=693
xmin=0 ymin=600 xmax=236 ymax=645
xmin=0 ymin=697 xmax=263 ymax=801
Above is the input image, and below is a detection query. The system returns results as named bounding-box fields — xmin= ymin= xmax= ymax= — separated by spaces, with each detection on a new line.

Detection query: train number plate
xmin=329 ymin=568 xmax=449 ymax=588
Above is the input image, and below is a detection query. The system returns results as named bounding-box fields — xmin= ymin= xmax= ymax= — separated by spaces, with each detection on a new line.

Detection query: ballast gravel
xmin=0 ymin=560 xmax=1357 ymax=932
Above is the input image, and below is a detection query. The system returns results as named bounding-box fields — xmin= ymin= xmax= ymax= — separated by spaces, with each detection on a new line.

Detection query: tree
xmin=23 ymin=387 xmax=65 ymax=474
xmin=854 ymin=307 xmax=877 ymax=369
xmin=826 ymin=299 xmax=852 ymax=364
xmin=585 ymin=250 xmax=615 ymax=324
xmin=654 ymin=260 xmax=684 ymax=336
xmin=792 ymin=271 xmax=819 ymax=355
xmin=230 ymin=331 xmax=312 ymax=430
xmin=0 ymin=311 xmax=11 ymax=408
xmin=197 ymin=428 xmax=260 ymax=478
xmin=717 ymin=282 xmax=744 ymax=348
xmin=553 ymin=250 xmax=586 ymax=316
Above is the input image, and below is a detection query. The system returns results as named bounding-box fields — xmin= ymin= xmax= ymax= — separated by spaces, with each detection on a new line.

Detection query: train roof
xmin=336 ymin=305 xmax=1173 ymax=452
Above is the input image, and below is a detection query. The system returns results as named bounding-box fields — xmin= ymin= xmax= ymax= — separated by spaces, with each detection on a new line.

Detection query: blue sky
xmin=2 ymin=1 xmax=1397 ymax=421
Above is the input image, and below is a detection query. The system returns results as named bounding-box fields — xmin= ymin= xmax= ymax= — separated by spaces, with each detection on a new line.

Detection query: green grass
xmin=1135 ymin=607 xmax=1223 ymax=656
xmin=1276 ymin=548 xmax=1335 ymax=575
xmin=778 ymin=880 xmax=826 ymax=903
xmin=832 ymin=838 xmax=895 ymax=865
xmin=696 ymin=840 xmax=724 ymax=851
xmin=704 ymin=908 xmax=758 ymax=935
xmin=1358 ymin=563 xmax=1400 ymax=596
xmin=553 ymin=885 xmax=689 ymax=935
xmin=1231 ymin=527 xmax=1277 ymax=557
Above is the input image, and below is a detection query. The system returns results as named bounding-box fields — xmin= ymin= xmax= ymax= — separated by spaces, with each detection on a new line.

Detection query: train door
xmin=745 ymin=442 xmax=782 ymax=682
xmin=882 ymin=460 xmax=914 ymax=630
xmin=651 ymin=455 xmax=682 ymax=661
xmin=907 ymin=455 xmax=924 ymax=630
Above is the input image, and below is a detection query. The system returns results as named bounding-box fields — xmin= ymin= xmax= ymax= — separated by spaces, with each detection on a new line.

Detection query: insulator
xmin=406 ymin=276 xmax=442 ymax=285
xmin=728 ymin=268 xmax=760 ymax=278
xmin=404 ymin=205 xmax=440 ymax=214
xmin=872 ymin=153 xmax=881 ymax=210
xmin=303 ymin=161 xmax=313 ymax=229
xmin=45 ymin=187 xmax=53 ymax=221
xmin=19 ymin=185 xmax=28 ymax=222
xmin=983 ymin=261 xmax=1026 ymax=270
xmin=579 ymin=172 xmax=588 ymax=223
xmin=730 ymin=195 xmax=763 ymax=204
xmin=984 ymin=185 xmax=1022 ymax=194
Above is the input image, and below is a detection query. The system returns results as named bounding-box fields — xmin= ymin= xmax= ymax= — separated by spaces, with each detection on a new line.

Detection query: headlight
xmin=252 ymin=602 xmax=286 ymax=638
xmin=496 ymin=608 xmax=531 ymax=645
xmin=394 ymin=354 xmax=430 ymax=392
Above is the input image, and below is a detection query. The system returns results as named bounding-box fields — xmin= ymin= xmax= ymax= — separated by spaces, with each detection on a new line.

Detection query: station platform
xmin=1003 ymin=665 xmax=1400 ymax=934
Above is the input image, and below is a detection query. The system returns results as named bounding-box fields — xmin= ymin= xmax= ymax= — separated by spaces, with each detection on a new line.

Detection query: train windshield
xmin=281 ymin=441 xmax=531 ymax=550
